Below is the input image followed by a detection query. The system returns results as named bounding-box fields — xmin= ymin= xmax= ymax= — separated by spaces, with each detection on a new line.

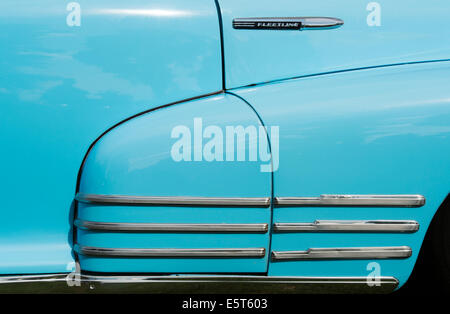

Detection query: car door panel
xmin=218 ymin=0 xmax=450 ymax=88
xmin=0 ymin=0 xmax=223 ymax=274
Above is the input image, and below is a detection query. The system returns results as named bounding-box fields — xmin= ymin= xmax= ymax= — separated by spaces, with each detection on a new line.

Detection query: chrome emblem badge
xmin=233 ymin=17 xmax=344 ymax=30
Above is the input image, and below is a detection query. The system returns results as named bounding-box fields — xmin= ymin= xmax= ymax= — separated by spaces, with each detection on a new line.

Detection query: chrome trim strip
xmin=75 ymin=245 xmax=266 ymax=258
xmin=76 ymin=194 xmax=425 ymax=208
xmin=76 ymin=193 xmax=270 ymax=207
xmin=233 ymin=17 xmax=344 ymax=30
xmin=0 ymin=274 xmax=69 ymax=284
xmin=0 ymin=274 xmax=399 ymax=294
xmin=273 ymin=220 xmax=419 ymax=233
xmin=75 ymin=219 xmax=269 ymax=233
xmin=275 ymin=195 xmax=425 ymax=207
xmin=272 ymin=246 xmax=412 ymax=261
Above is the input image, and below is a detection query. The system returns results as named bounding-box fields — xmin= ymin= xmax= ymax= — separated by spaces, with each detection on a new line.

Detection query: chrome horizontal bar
xmin=275 ymin=195 xmax=425 ymax=207
xmin=0 ymin=274 xmax=399 ymax=294
xmin=272 ymin=246 xmax=412 ymax=261
xmin=273 ymin=220 xmax=419 ymax=233
xmin=76 ymin=193 xmax=270 ymax=207
xmin=75 ymin=245 xmax=266 ymax=258
xmin=75 ymin=219 xmax=268 ymax=233
xmin=76 ymin=194 xmax=425 ymax=207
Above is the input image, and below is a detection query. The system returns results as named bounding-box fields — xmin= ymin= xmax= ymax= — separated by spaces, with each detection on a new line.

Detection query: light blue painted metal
xmin=233 ymin=61 xmax=450 ymax=287
xmin=218 ymin=0 xmax=450 ymax=88
xmin=77 ymin=93 xmax=272 ymax=273
xmin=1 ymin=0 xmax=449 ymax=290
xmin=0 ymin=0 xmax=222 ymax=274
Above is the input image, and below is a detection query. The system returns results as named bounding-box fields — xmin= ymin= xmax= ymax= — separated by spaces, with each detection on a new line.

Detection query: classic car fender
xmin=232 ymin=60 xmax=450 ymax=287
xmin=75 ymin=93 xmax=272 ymax=273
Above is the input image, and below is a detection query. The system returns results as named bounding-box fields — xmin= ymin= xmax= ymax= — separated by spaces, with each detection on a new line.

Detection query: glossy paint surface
xmin=234 ymin=61 xmax=450 ymax=286
xmin=0 ymin=0 xmax=222 ymax=274
xmin=218 ymin=0 xmax=450 ymax=88
xmin=77 ymin=94 xmax=272 ymax=273
xmin=1 ymin=0 xmax=449 ymax=287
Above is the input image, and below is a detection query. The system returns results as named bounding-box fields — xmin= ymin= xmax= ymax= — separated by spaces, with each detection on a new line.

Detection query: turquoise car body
xmin=0 ymin=0 xmax=449 ymax=292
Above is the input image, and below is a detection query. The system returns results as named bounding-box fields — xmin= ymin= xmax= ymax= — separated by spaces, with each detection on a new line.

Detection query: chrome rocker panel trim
xmin=272 ymin=246 xmax=412 ymax=261
xmin=75 ymin=193 xmax=271 ymax=207
xmin=274 ymin=195 xmax=425 ymax=207
xmin=0 ymin=274 xmax=399 ymax=294
xmin=75 ymin=245 xmax=266 ymax=258
xmin=273 ymin=220 xmax=419 ymax=233
xmin=75 ymin=219 xmax=269 ymax=233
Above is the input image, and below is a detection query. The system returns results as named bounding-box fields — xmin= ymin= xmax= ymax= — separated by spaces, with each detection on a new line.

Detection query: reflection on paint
xmin=90 ymin=8 xmax=194 ymax=17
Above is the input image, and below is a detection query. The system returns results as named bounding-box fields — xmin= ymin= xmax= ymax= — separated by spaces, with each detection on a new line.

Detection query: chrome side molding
xmin=0 ymin=274 xmax=399 ymax=294
xmin=233 ymin=17 xmax=344 ymax=30
xmin=75 ymin=193 xmax=270 ymax=207
xmin=75 ymin=245 xmax=266 ymax=258
xmin=272 ymin=246 xmax=412 ymax=261
xmin=76 ymin=193 xmax=425 ymax=208
xmin=75 ymin=219 xmax=269 ymax=233
xmin=273 ymin=220 xmax=419 ymax=233
xmin=275 ymin=195 xmax=425 ymax=207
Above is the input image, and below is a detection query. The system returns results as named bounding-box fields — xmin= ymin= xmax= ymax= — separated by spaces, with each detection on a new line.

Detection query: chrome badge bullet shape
xmin=233 ymin=17 xmax=344 ymax=30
